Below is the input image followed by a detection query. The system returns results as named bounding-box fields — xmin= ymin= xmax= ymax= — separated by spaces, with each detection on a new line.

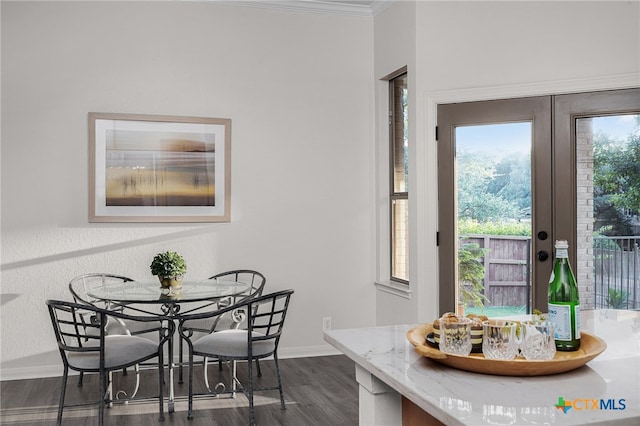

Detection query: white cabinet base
xmin=355 ymin=363 xmax=401 ymax=426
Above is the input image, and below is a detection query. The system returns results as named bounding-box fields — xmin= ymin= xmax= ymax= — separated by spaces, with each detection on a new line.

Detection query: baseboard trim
xmin=0 ymin=344 xmax=344 ymax=381
xmin=278 ymin=344 xmax=342 ymax=359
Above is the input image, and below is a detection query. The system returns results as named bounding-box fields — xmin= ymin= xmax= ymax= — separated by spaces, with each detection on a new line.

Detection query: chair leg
xmin=256 ymin=359 xmax=262 ymax=377
xmin=57 ymin=366 xmax=69 ymax=426
xmin=178 ymin=336 xmax=184 ymax=384
xmin=187 ymin=352 xmax=194 ymax=420
xmin=273 ymin=353 xmax=286 ymax=410
xmin=247 ymin=357 xmax=255 ymax=426
xmin=77 ymin=371 xmax=84 ymax=387
xmin=107 ymin=371 xmax=114 ymax=408
xmin=158 ymin=349 xmax=165 ymax=421
xmin=99 ymin=370 xmax=107 ymax=426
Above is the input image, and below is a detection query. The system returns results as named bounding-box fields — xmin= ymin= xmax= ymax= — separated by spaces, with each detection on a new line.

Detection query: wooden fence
xmin=461 ymin=235 xmax=640 ymax=310
xmin=461 ymin=235 xmax=531 ymax=308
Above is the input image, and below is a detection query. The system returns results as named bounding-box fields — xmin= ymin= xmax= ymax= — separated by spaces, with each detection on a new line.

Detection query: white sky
xmin=456 ymin=114 xmax=638 ymax=153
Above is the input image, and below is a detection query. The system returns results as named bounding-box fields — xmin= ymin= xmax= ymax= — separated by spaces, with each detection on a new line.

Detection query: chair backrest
xmin=69 ymin=273 xmax=133 ymax=307
xmin=178 ymin=289 xmax=294 ymax=355
xmin=47 ymin=299 xmax=172 ymax=372
xmin=246 ymin=289 xmax=294 ymax=353
xmin=208 ymin=270 xmax=267 ymax=303
xmin=47 ymin=299 xmax=108 ymax=368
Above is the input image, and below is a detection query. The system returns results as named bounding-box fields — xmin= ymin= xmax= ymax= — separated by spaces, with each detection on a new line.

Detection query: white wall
xmin=418 ymin=1 xmax=639 ymax=92
xmin=372 ymin=0 xmax=423 ymax=325
xmin=0 ymin=1 xmax=376 ymax=379
xmin=374 ymin=1 xmax=640 ymax=325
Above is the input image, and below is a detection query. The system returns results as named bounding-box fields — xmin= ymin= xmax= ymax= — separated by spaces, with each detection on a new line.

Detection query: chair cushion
xmin=184 ymin=313 xmax=243 ymax=334
xmin=193 ymin=329 xmax=275 ymax=358
xmin=67 ymin=335 xmax=159 ymax=370
xmin=106 ymin=318 xmax=160 ymax=339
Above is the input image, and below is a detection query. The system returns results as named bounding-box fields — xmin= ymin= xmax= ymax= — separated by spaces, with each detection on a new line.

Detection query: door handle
xmin=537 ymin=250 xmax=549 ymax=261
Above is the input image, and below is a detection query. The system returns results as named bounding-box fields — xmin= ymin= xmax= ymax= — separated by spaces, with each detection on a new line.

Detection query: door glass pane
xmin=455 ymin=122 xmax=532 ymax=317
xmin=580 ymin=114 xmax=640 ymax=310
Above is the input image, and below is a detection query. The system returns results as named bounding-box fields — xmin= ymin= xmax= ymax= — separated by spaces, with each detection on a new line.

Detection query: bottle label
xmin=548 ymin=302 xmax=580 ymax=340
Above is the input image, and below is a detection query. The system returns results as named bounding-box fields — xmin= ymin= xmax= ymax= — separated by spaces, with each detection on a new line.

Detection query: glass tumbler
xmin=482 ymin=320 xmax=519 ymax=360
xmin=439 ymin=316 xmax=472 ymax=356
xmin=521 ymin=321 xmax=556 ymax=360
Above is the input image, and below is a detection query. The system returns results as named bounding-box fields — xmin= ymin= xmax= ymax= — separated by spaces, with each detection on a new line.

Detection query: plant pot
xmin=158 ymin=276 xmax=183 ymax=290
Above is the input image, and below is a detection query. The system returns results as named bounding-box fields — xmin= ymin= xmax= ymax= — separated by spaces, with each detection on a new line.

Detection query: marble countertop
xmin=324 ymin=310 xmax=640 ymax=425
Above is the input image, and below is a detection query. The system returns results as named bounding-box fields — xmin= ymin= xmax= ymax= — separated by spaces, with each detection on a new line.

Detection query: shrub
xmin=458 ymin=219 xmax=531 ymax=237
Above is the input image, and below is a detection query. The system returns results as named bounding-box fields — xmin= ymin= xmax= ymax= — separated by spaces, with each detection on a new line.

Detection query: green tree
xmin=593 ymin=117 xmax=640 ymax=235
xmin=487 ymin=154 xmax=531 ymax=219
xmin=458 ymin=243 xmax=490 ymax=308
xmin=457 ymin=151 xmax=519 ymax=222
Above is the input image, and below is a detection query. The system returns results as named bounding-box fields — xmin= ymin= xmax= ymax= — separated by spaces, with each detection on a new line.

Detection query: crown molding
xmin=197 ymin=0 xmax=394 ymax=17
xmin=368 ymin=0 xmax=393 ymax=16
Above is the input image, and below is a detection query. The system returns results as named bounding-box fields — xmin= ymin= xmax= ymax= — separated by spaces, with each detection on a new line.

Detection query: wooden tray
xmin=407 ymin=323 xmax=607 ymax=376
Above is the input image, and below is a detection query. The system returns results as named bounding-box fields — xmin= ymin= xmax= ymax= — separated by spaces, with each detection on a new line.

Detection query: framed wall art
xmin=89 ymin=113 xmax=231 ymax=223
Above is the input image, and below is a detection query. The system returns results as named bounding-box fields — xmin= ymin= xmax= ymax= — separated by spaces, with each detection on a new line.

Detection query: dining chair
xmin=177 ymin=270 xmax=267 ymax=384
xmin=69 ymin=273 xmax=131 ymax=387
xmin=68 ymin=273 xmax=164 ymax=391
xmin=178 ymin=289 xmax=294 ymax=425
xmin=69 ymin=273 xmax=164 ymax=335
xmin=207 ymin=270 xmax=268 ymax=375
xmin=209 ymin=270 xmax=267 ymax=298
xmin=46 ymin=299 xmax=173 ymax=426
xmin=68 ymin=273 xmax=133 ymax=308
xmin=207 ymin=270 xmax=267 ymax=327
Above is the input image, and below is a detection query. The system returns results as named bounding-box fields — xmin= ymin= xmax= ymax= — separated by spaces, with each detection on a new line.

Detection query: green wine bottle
xmin=548 ymin=240 xmax=581 ymax=351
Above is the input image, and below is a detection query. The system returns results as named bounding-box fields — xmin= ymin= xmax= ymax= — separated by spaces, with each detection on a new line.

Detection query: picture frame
xmin=89 ymin=112 xmax=231 ymax=223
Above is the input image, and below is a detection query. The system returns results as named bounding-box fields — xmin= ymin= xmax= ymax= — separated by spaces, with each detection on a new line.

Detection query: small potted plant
xmin=150 ymin=251 xmax=187 ymax=289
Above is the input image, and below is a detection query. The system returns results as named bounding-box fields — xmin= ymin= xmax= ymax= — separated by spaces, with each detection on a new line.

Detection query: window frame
xmin=388 ymin=70 xmax=409 ymax=284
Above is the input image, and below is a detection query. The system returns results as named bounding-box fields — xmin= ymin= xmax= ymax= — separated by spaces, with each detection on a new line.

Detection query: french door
xmin=438 ymin=88 xmax=640 ymax=316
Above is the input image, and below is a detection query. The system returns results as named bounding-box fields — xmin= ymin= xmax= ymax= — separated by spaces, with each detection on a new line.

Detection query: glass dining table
xmin=87 ymin=279 xmax=251 ymax=413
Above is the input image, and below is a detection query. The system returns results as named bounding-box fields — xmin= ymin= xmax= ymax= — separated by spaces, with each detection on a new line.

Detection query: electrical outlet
xmin=322 ymin=316 xmax=332 ymax=331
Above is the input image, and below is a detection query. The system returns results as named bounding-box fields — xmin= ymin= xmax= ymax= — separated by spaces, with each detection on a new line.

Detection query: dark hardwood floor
xmin=0 ymin=355 xmax=358 ymax=426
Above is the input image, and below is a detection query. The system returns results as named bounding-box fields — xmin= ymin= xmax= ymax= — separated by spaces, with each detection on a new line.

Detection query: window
xmin=390 ymin=72 xmax=409 ymax=283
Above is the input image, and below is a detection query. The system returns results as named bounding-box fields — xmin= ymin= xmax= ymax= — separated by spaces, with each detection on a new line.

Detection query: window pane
xmin=456 ymin=122 xmax=532 ymax=317
xmin=392 ymin=198 xmax=409 ymax=281
xmin=583 ymin=114 xmax=640 ymax=310
xmin=392 ymin=75 xmax=408 ymax=193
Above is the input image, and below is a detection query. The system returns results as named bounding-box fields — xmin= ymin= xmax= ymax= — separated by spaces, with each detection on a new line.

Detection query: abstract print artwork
xmin=90 ymin=113 xmax=231 ymax=222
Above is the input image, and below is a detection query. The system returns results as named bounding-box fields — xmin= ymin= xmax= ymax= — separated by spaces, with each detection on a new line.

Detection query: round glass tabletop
xmin=86 ymin=279 xmax=251 ymax=304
